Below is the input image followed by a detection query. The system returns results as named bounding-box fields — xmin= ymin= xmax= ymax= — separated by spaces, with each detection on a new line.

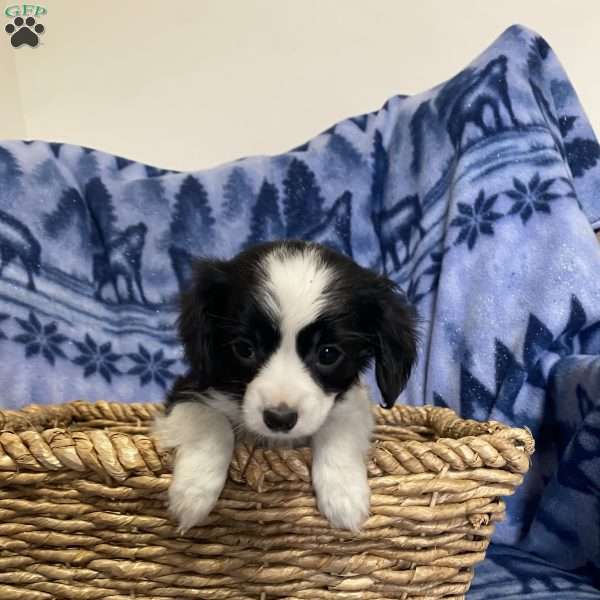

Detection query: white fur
xmin=153 ymin=400 xmax=234 ymax=534
xmin=311 ymin=383 xmax=374 ymax=531
xmin=159 ymin=383 xmax=374 ymax=533
xmin=243 ymin=337 xmax=336 ymax=439
xmin=160 ymin=245 xmax=378 ymax=532
xmin=243 ymin=245 xmax=335 ymax=439
xmin=260 ymin=244 xmax=332 ymax=333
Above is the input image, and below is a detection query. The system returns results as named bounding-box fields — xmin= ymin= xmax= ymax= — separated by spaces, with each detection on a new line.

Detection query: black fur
xmin=168 ymin=240 xmax=418 ymax=411
xmin=174 ymin=251 xmax=280 ymax=399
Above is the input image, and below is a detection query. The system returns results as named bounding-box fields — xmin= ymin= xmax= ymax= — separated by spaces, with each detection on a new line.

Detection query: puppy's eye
xmin=232 ymin=339 xmax=255 ymax=362
xmin=317 ymin=345 xmax=343 ymax=368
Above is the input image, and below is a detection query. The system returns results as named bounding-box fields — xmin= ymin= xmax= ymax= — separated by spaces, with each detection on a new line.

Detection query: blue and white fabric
xmin=0 ymin=25 xmax=598 ymax=597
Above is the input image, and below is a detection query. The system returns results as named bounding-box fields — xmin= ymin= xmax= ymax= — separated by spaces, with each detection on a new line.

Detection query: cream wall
xmin=1 ymin=31 xmax=25 ymax=140
xmin=1 ymin=0 xmax=599 ymax=171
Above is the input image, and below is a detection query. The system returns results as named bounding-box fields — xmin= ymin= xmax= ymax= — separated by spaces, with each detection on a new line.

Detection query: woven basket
xmin=0 ymin=401 xmax=534 ymax=600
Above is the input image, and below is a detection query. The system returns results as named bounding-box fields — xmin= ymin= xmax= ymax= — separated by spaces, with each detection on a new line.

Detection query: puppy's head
xmin=178 ymin=241 xmax=418 ymax=440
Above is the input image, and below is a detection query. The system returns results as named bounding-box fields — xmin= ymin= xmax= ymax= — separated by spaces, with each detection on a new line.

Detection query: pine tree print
xmin=44 ymin=188 xmax=89 ymax=240
xmin=369 ymin=129 xmax=389 ymax=247
xmin=170 ymin=175 xmax=215 ymax=254
xmin=283 ymin=158 xmax=325 ymax=237
xmin=327 ymin=134 xmax=364 ymax=171
xmin=85 ymin=177 xmax=117 ymax=249
xmin=0 ymin=147 xmax=22 ymax=190
xmin=370 ymin=130 xmax=388 ymax=212
xmin=305 ymin=190 xmax=353 ymax=257
xmin=246 ymin=179 xmax=284 ymax=245
xmin=223 ymin=168 xmax=253 ymax=220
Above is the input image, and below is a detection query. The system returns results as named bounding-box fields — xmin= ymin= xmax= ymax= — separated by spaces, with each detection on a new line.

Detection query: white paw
xmin=167 ymin=441 xmax=231 ymax=534
xmin=168 ymin=476 xmax=222 ymax=534
xmin=312 ymin=463 xmax=371 ymax=532
xmin=155 ymin=402 xmax=234 ymax=535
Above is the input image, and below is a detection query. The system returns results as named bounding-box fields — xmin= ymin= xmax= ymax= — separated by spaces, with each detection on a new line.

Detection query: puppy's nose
xmin=263 ymin=407 xmax=298 ymax=432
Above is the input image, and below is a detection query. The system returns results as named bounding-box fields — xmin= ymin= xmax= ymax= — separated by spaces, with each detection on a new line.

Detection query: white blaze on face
xmin=243 ymin=246 xmax=336 ymax=438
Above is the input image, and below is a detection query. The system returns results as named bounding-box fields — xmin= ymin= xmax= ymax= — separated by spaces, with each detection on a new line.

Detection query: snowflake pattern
xmin=127 ymin=344 xmax=177 ymax=389
xmin=73 ymin=334 xmax=122 ymax=382
xmin=451 ymin=190 xmax=503 ymax=250
xmin=13 ymin=312 xmax=67 ymax=365
xmin=505 ymin=173 xmax=560 ymax=223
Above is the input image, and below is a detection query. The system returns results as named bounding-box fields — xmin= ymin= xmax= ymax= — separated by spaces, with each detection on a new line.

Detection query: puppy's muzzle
xmin=263 ymin=406 xmax=298 ymax=433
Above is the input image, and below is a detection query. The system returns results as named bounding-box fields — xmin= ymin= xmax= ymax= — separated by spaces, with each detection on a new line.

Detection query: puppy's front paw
xmin=167 ymin=444 xmax=230 ymax=534
xmin=168 ymin=477 xmax=221 ymax=534
xmin=155 ymin=401 xmax=234 ymax=535
xmin=312 ymin=463 xmax=371 ymax=532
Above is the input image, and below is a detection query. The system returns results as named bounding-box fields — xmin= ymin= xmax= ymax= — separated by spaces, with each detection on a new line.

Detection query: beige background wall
xmin=1 ymin=0 xmax=599 ymax=171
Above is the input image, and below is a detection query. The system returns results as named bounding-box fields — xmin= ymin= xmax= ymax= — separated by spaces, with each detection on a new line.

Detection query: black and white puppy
xmin=154 ymin=240 xmax=417 ymax=533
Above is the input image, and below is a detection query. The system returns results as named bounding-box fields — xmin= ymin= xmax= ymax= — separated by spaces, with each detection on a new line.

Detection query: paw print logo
xmin=5 ymin=16 xmax=44 ymax=48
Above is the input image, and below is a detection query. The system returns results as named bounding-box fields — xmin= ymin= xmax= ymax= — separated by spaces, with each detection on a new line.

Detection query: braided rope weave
xmin=0 ymin=400 xmax=534 ymax=600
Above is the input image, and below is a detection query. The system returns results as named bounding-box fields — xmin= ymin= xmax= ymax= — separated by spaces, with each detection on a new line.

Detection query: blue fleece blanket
xmin=0 ymin=25 xmax=598 ymax=597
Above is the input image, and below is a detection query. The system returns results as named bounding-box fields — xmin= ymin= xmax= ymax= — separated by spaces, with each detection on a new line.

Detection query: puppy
xmin=154 ymin=240 xmax=417 ymax=533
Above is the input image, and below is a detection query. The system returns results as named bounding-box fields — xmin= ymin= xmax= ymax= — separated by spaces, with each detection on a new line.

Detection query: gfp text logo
xmin=4 ymin=4 xmax=46 ymax=48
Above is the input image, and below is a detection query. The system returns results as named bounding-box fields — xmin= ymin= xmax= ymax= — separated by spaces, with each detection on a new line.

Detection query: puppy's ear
xmin=359 ymin=282 xmax=418 ymax=408
xmin=178 ymin=259 xmax=229 ymax=387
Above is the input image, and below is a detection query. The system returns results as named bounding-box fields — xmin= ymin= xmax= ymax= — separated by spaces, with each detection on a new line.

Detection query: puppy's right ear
xmin=178 ymin=259 xmax=229 ymax=387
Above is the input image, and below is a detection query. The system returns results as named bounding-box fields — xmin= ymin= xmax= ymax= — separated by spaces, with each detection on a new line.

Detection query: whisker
xmin=173 ymin=390 xmax=205 ymax=401
xmin=232 ymin=423 xmax=246 ymax=437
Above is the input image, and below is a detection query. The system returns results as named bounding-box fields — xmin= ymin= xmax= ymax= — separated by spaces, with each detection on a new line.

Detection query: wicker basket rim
xmin=0 ymin=399 xmax=528 ymax=438
xmin=0 ymin=400 xmax=535 ymax=487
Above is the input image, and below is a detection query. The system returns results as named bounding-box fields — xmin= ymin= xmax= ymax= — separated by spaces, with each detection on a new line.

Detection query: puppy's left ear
xmin=178 ymin=259 xmax=229 ymax=388
xmin=368 ymin=284 xmax=419 ymax=408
